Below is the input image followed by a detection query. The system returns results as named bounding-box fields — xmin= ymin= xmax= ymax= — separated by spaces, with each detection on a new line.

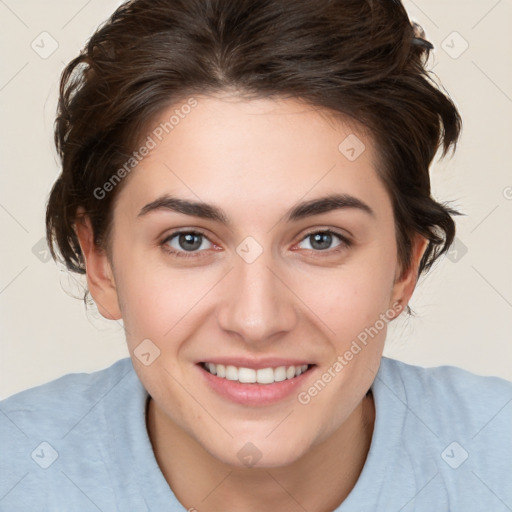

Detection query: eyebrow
xmin=137 ymin=193 xmax=375 ymax=225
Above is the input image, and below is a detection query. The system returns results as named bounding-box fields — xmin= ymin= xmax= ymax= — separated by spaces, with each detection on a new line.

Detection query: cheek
xmin=112 ymin=249 xmax=170 ymax=339
xmin=115 ymin=256 xmax=220 ymax=344
xmin=293 ymin=254 xmax=395 ymax=338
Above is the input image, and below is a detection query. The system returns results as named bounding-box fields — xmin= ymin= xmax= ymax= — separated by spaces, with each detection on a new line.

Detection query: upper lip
xmin=198 ymin=358 xmax=314 ymax=370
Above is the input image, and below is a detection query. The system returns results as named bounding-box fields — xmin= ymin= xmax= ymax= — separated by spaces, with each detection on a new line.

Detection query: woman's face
xmin=82 ymin=94 xmax=424 ymax=468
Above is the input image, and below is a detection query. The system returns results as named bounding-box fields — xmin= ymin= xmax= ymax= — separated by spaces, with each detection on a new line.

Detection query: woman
xmin=1 ymin=0 xmax=510 ymax=510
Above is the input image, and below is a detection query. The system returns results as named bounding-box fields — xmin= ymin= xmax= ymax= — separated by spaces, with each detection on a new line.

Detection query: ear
xmin=388 ymin=233 xmax=429 ymax=318
xmin=74 ymin=210 xmax=122 ymax=320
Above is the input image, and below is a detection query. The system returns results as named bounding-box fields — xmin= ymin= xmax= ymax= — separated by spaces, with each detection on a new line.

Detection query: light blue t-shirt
xmin=1 ymin=356 xmax=511 ymax=511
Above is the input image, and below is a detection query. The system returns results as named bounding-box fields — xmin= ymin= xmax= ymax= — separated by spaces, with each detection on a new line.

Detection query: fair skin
xmin=76 ymin=93 xmax=427 ymax=512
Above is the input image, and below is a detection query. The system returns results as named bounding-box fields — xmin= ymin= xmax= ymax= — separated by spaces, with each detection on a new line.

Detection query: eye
xmin=296 ymin=230 xmax=351 ymax=253
xmin=161 ymin=230 xmax=214 ymax=258
xmin=160 ymin=228 xmax=351 ymax=259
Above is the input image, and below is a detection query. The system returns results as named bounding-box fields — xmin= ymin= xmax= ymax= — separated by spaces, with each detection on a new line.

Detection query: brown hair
xmin=46 ymin=0 xmax=462 ymax=315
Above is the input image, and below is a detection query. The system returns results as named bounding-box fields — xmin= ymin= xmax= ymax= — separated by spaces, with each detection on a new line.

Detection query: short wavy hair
xmin=46 ymin=0 xmax=463 ymax=315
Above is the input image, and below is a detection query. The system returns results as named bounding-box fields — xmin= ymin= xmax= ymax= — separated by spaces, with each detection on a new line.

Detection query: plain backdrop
xmin=1 ymin=0 xmax=511 ymax=399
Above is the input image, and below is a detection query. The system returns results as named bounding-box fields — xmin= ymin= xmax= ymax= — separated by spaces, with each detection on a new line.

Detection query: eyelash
xmin=160 ymin=229 xmax=352 ymax=259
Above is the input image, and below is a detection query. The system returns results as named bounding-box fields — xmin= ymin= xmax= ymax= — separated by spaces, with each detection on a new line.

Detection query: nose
xmin=215 ymin=249 xmax=299 ymax=345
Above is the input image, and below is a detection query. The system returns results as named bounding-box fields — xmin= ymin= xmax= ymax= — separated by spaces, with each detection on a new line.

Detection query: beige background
xmin=1 ymin=0 xmax=511 ymax=399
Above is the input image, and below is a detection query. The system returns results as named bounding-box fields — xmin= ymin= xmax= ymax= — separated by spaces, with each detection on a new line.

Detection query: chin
xmin=202 ymin=432 xmax=314 ymax=470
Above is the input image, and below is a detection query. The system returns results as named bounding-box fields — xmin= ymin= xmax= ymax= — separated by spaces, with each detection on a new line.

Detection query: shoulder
xmin=0 ymin=358 xmax=137 ymax=509
xmin=0 ymin=357 xmax=134 ymax=431
xmin=378 ymin=356 xmax=512 ymax=428
xmin=375 ymin=357 xmax=512 ymax=506
xmin=0 ymin=357 xmax=135 ymax=443
xmin=378 ymin=355 xmax=512 ymax=395
xmin=377 ymin=356 xmax=512 ymax=440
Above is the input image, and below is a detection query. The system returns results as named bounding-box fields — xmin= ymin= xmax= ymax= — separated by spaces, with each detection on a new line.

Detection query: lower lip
xmin=197 ymin=363 xmax=316 ymax=406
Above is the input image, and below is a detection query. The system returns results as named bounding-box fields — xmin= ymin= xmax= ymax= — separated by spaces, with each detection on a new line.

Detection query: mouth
xmin=199 ymin=361 xmax=315 ymax=385
xmin=196 ymin=360 xmax=317 ymax=406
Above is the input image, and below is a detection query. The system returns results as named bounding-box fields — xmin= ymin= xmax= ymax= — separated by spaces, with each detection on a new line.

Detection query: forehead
xmin=115 ymin=94 xmax=390 ymax=223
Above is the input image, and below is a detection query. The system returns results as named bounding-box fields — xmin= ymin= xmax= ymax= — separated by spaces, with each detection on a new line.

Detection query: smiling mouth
xmin=199 ymin=362 xmax=315 ymax=385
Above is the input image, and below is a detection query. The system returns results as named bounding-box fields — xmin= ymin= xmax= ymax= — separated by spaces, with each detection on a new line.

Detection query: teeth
xmin=225 ymin=365 xmax=238 ymax=381
xmin=216 ymin=364 xmax=226 ymax=378
xmin=202 ymin=363 xmax=309 ymax=384
xmin=238 ymin=367 xmax=257 ymax=383
xmin=274 ymin=366 xmax=287 ymax=382
xmin=256 ymin=367 xmax=274 ymax=384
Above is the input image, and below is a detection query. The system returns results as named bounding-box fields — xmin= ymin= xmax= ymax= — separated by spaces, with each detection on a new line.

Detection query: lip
xmin=197 ymin=357 xmax=313 ymax=370
xmin=196 ymin=362 xmax=317 ymax=406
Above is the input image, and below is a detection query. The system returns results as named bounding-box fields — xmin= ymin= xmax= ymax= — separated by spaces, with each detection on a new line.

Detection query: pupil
xmin=179 ymin=233 xmax=202 ymax=251
xmin=311 ymin=232 xmax=331 ymax=250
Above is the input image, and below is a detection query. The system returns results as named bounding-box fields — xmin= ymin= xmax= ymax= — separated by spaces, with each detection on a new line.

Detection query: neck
xmin=146 ymin=391 xmax=375 ymax=512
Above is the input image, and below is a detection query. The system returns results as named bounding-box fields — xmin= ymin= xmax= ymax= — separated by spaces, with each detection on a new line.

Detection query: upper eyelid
xmin=294 ymin=230 xmax=351 ymax=250
xmin=164 ymin=228 xmax=212 ymax=239
xmin=163 ymin=229 xmax=215 ymax=247
xmin=299 ymin=227 xmax=350 ymax=240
